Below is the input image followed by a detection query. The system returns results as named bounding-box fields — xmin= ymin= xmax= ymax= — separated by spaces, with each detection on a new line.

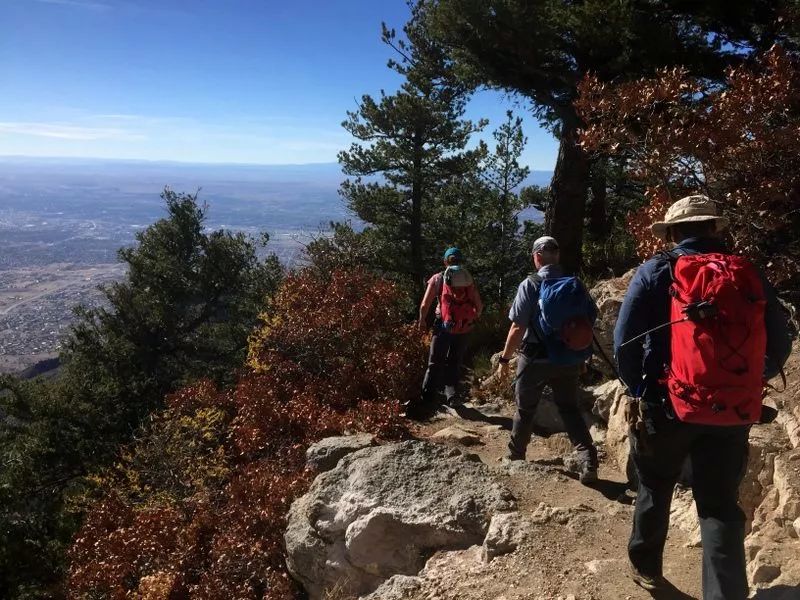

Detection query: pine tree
xmin=422 ymin=0 xmax=800 ymax=273
xmin=0 ymin=189 xmax=282 ymax=598
xmin=480 ymin=111 xmax=530 ymax=305
xmin=338 ymin=7 xmax=486 ymax=295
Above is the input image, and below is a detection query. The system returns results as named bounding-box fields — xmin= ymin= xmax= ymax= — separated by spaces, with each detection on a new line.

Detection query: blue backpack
xmin=534 ymin=276 xmax=596 ymax=365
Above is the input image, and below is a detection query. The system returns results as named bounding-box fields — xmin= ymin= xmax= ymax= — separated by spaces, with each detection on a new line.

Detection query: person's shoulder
xmin=516 ymin=274 xmax=540 ymax=295
xmin=428 ymin=272 xmax=443 ymax=285
xmin=629 ymin=252 xmax=673 ymax=291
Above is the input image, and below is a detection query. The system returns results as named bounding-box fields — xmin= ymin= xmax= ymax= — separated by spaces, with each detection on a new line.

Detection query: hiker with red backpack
xmin=614 ymin=195 xmax=792 ymax=600
xmin=405 ymin=247 xmax=482 ymax=420
xmin=494 ymin=236 xmax=600 ymax=484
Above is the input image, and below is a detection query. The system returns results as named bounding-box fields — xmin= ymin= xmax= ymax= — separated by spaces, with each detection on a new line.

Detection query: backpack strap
xmin=657 ymin=249 xmax=681 ymax=283
xmin=524 ymin=273 xmax=545 ymax=346
xmin=658 ymin=247 xmax=697 ymax=283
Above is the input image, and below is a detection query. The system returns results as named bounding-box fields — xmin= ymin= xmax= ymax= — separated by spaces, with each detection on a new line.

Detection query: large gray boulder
xmin=589 ymin=269 xmax=635 ymax=378
xmin=285 ymin=440 xmax=516 ymax=599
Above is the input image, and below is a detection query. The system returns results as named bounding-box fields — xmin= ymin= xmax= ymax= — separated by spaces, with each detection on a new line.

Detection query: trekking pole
xmin=591 ymin=332 xmax=620 ymax=380
xmin=618 ymin=300 xmax=717 ymax=350
xmin=591 ymin=332 xmax=643 ymax=402
xmin=617 ymin=317 xmax=689 ymax=349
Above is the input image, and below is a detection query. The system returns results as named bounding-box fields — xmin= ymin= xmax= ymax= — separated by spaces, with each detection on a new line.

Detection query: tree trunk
xmin=411 ymin=133 xmax=425 ymax=299
xmin=547 ymin=123 xmax=590 ymax=274
xmin=588 ymin=164 xmax=608 ymax=239
xmin=498 ymin=189 xmax=508 ymax=306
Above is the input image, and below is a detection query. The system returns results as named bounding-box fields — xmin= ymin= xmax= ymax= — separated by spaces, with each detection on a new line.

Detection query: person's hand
xmin=495 ymin=360 xmax=510 ymax=380
xmin=622 ymin=396 xmax=646 ymax=434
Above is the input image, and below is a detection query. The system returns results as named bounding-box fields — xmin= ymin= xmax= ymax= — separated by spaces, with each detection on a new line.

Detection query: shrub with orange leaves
xmin=577 ymin=46 xmax=800 ymax=291
xmin=68 ymin=269 xmax=426 ymax=599
xmin=624 ymin=189 xmax=673 ymax=260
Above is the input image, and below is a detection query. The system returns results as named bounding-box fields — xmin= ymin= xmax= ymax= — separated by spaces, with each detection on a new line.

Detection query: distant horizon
xmin=0 ymin=154 xmax=346 ymax=168
xmin=0 ymin=154 xmax=555 ymax=177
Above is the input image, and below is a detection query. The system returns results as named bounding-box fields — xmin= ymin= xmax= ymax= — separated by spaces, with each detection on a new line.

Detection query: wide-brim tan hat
xmin=651 ymin=194 xmax=729 ymax=241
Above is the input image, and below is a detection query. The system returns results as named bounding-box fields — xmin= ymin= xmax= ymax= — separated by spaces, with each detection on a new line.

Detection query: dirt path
xmin=400 ymin=402 xmax=705 ymax=600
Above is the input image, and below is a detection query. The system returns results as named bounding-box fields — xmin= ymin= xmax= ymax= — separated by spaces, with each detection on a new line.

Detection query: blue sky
xmin=1 ymin=0 xmax=558 ymax=169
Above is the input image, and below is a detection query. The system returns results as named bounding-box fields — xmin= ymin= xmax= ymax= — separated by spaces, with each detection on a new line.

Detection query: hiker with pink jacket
xmin=405 ymin=247 xmax=482 ymax=420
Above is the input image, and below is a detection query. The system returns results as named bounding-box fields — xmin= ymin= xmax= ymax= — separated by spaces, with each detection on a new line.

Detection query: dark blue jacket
xmin=613 ymin=237 xmax=793 ymax=397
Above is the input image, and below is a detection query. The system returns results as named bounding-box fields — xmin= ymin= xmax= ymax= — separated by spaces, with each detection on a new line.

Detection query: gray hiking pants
xmin=509 ymin=354 xmax=597 ymax=466
xmin=421 ymin=330 xmax=468 ymax=404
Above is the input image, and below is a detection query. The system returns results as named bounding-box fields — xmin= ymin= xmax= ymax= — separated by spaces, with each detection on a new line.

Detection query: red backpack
xmin=663 ymin=252 xmax=767 ymax=425
xmin=439 ymin=266 xmax=478 ymax=334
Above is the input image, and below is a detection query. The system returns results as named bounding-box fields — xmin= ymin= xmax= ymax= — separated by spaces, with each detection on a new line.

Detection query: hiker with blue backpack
xmin=614 ymin=195 xmax=793 ymax=599
xmin=495 ymin=236 xmax=600 ymax=484
xmin=404 ymin=247 xmax=483 ymax=420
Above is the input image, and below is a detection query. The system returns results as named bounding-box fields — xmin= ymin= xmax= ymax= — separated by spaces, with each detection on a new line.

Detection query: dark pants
xmin=629 ymin=403 xmax=750 ymax=600
xmin=509 ymin=354 xmax=597 ymax=466
xmin=421 ymin=330 xmax=468 ymax=404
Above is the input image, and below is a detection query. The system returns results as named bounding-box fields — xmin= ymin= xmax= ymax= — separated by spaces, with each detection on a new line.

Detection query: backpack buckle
xmin=683 ymin=300 xmax=718 ymax=322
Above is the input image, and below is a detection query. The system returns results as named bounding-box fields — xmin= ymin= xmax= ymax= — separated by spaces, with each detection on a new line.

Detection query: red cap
xmin=561 ymin=316 xmax=593 ymax=351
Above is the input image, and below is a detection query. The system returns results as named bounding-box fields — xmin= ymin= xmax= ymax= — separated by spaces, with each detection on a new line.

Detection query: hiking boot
xmin=434 ymin=404 xmax=458 ymax=418
xmin=402 ymin=407 xmax=425 ymax=422
xmin=445 ymin=395 xmax=464 ymax=408
xmin=579 ymin=464 xmax=599 ymax=485
xmin=505 ymin=452 xmax=525 ymax=462
xmin=401 ymin=400 xmax=429 ymax=421
xmin=759 ymin=405 xmax=779 ymax=424
xmin=506 ymin=443 xmax=525 ymax=462
xmin=630 ymin=566 xmax=666 ymax=591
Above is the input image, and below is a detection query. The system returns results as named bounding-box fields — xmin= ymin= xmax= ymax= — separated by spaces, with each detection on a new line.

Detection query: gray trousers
xmin=421 ymin=330 xmax=468 ymax=403
xmin=509 ymin=353 xmax=597 ymax=466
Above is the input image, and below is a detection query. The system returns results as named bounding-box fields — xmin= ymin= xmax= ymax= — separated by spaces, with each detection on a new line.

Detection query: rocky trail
xmin=390 ymin=411 xmax=697 ymax=600
xmin=283 ymin=272 xmax=800 ymax=600
xmin=285 ymin=373 xmax=800 ymax=600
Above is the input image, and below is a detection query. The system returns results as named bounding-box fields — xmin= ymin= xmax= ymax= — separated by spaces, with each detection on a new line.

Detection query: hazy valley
xmin=0 ymin=157 xmax=550 ymax=373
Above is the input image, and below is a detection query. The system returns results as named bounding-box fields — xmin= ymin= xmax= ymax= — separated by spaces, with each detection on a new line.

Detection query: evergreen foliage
xmin=421 ymin=0 xmax=800 ymax=273
xmin=338 ymin=4 xmax=486 ymax=296
xmin=475 ymin=111 xmax=531 ymax=305
xmin=62 ymin=189 xmax=282 ymax=432
xmin=0 ymin=189 xmax=281 ymax=599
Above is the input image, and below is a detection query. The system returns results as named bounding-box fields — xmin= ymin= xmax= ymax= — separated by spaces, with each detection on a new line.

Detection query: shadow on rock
xmin=451 ymin=404 xmax=513 ymax=430
xmin=649 ymin=581 xmax=698 ymax=600
xmin=585 ymin=478 xmax=633 ymax=503
xmin=750 ymin=586 xmax=800 ymax=600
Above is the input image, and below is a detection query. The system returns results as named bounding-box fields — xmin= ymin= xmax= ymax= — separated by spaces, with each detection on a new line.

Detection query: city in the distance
xmin=0 ymin=156 xmax=550 ymax=374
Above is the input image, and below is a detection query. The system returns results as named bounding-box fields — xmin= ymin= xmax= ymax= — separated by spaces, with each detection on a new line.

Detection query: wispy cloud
xmin=29 ymin=0 xmax=112 ymax=9
xmin=0 ymin=121 xmax=145 ymax=141
xmin=0 ymin=112 xmax=350 ymax=163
